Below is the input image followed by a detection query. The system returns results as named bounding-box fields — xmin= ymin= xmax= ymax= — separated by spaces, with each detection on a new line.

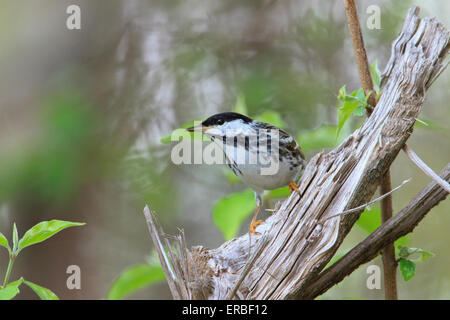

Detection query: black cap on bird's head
xmin=186 ymin=112 xmax=252 ymax=133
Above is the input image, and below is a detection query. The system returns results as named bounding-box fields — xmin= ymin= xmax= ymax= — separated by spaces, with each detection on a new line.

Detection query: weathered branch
xmin=344 ymin=0 xmax=397 ymax=299
xmin=295 ymin=163 xmax=450 ymax=299
xmin=146 ymin=7 xmax=449 ymax=300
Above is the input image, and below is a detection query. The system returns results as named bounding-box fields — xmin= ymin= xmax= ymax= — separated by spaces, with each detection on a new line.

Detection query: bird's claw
xmin=288 ymin=181 xmax=302 ymax=196
xmin=249 ymin=220 xmax=263 ymax=234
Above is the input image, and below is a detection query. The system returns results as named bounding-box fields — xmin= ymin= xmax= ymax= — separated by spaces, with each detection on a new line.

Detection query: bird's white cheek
xmin=205 ymin=127 xmax=223 ymax=137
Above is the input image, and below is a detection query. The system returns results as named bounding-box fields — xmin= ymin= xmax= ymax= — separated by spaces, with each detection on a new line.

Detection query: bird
xmin=186 ymin=112 xmax=306 ymax=234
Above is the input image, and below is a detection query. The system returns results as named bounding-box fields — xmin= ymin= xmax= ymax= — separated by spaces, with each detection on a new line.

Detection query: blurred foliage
xmin=0 ymin=91 xmax=99 ymax=206
xmin=0 ymin=0 xmax=447 ymax=300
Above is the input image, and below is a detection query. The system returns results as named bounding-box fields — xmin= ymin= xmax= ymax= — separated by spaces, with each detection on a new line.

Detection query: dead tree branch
xmin=295 ymin=163 xmax=450 ymax=299
xmin=146 ymin=7 xmax=449 ymax=300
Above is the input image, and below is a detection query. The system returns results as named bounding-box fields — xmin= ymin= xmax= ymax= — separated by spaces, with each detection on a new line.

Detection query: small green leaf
xmin=353 ymin=104 xmax=365 ymax=117
xmin=414 ymin=249 xmax=434 ymax=262
xmin=352 ymin=88 xmax=366 ymax=102
xmin=0 ymin=277 xmax=23 ymax=300
xmin=336 ymin=95 xmax=360 ymax=139
xmin=107 ymin=263 xmax=165 ymax=300
xmin=336 ymin=87 xmax=371 ymax=139
xmin=212 ymin=189 xmax=256 ymax=240
xmin=399 ymin=258 xmax=415 ymax=281
xmin=23 ymin=280 xmax=59 ymax=300
xmin=370 ymin=59 xmax=381 ymax=92
xmin=255 ymin=111 xmax=285 ymax=129
xmin=0 ymin=232 xmax=10 ymax=253
xmin=398 ymin=246 xmax=410 ymax=259
xmin=338 ymin=85 xmax=347 ymax=99
xmin=17 ymin=220 xmax=85 ymax=253
xmin=401 ymin=247 xmax=435 ymax=262
xmin=12 ymin=223 xmax=18 ymax=253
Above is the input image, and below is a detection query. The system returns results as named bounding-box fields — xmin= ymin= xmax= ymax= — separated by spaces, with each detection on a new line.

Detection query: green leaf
xmin=336 ymin=87 xmax=372 ymax=139
xmin=212 ymin=189 xmax=256 ymax=240
xmin=107 ymin=263 xmax=165 ymax=300
xmin=336 ymin=94 xmax=360 ymax=139
xmin=12 ymin=223 xmax=18 ymax=253
xmin=0 ymin=232 xmax=10 ymax=253
xmin=412 ymin=248 xmax=434 ymax=262
xmin=370 ymin=59 xmax=381 ymax=92
xmin=233 ymin=92 xmax=248 ymax=115
xmin=399 ymin=258 xmax=415 ymax=281
xmin=398 ymin=246 xmax=410 ymax=259
xmin=23 ymin=280 xmax=59 ymax=300
xmin=353 ymin=104 xmax=365 ymax=117
xmin=352 ymin=88 xmax=366 ymax=102
xmin=338 ymin=85 xmax=347 ymax=99
xmin=17 ymin=220 xmax=85 ymax=253
xmin=355 ymin=206 xmax=381 ymax=234
xmin=397 ymin=246 xmax=435 ymax=262
xmin=255 ymin=111 xmax=285 ymax=128
xmin=0 ymin=277 xmax=23 ymax=300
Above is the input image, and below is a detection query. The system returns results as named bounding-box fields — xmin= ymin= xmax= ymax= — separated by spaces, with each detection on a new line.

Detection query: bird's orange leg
xmin=249 ymin=203 xmax=263 ymax=234
xmin=289 ymin=181 xmax=302 ymax=196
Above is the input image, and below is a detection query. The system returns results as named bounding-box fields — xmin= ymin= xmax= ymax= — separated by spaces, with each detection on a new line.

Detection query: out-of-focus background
xmin=0 ymin=0 xmax=448 ymax=300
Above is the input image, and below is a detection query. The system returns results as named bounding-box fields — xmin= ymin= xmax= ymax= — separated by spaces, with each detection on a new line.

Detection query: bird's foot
xmin=249 ymin=220 xmax=263 ymax=234
xmin=288 ymin=181 xmax=302 ymax=196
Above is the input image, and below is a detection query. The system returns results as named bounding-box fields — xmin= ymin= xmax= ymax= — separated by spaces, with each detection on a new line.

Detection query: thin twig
xmin=403 ymin=144 xmax=450 ymax=193
xmin=323 ymin=179 xmax=410 ymax=222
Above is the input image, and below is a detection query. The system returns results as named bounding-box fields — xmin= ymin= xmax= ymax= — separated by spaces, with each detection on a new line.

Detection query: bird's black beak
xmin=186 ymin=125 xmax=209 ymax=133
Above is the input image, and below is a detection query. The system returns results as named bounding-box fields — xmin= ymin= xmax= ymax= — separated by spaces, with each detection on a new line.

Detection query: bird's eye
xmin=217 ymin=119 xmax=224 ymax=125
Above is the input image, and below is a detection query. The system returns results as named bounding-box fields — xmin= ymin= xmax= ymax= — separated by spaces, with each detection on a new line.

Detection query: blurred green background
xmin=0 ymin=0 xmax=448 ymax=299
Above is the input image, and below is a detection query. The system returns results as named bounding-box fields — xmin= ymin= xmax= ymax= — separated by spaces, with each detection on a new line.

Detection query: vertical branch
xmin=344 ymin=0 xmax=376 ymax=112
xmin=344 ymin=0 xmax=398 ymax=300
xmin=379 ymin=175 xmax=398 ymax=299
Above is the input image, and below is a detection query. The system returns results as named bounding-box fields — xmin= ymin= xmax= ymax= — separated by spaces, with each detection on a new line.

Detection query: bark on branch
xmin=146 ymin=7 xmax=449 ymax=300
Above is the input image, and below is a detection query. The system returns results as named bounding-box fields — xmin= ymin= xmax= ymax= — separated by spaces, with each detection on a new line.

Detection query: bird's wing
xmin=257 ymin=123 xmax=306 ymax=161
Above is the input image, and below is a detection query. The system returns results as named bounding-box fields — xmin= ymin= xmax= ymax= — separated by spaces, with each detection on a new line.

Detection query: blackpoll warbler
xmin=187 ymin=112 xmax=306 ymax=234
